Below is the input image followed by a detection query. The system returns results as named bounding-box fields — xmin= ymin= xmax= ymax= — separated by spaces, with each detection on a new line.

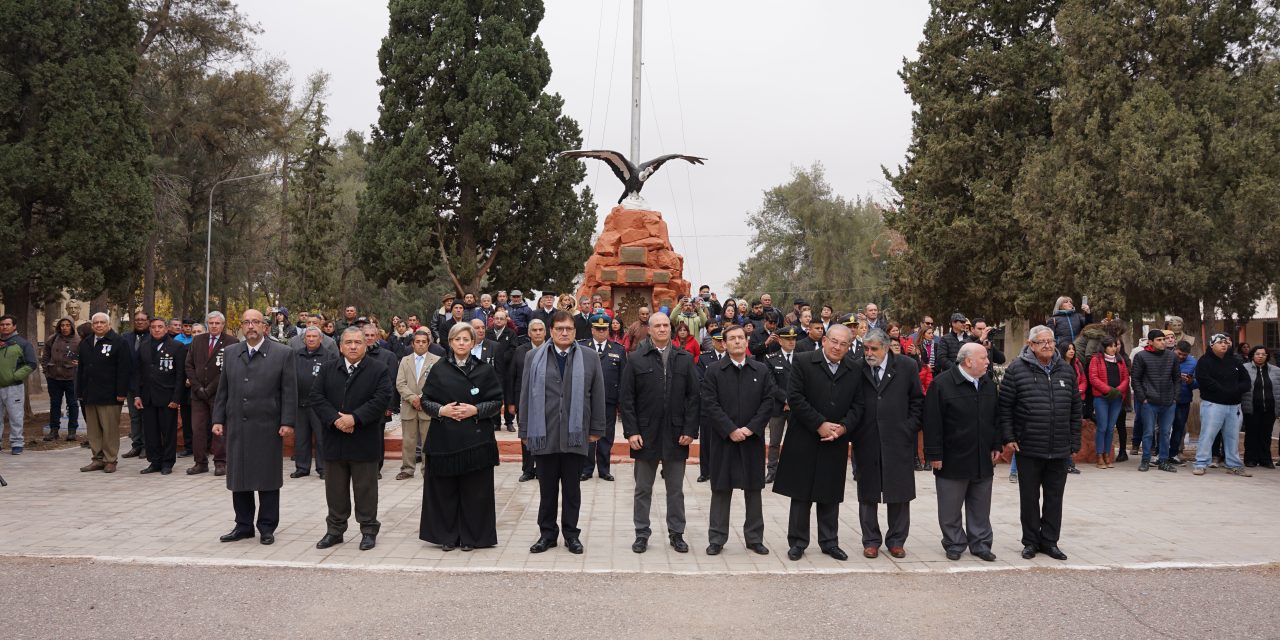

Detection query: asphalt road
xmin=2 ymin=556 xmax=1276 ymax=639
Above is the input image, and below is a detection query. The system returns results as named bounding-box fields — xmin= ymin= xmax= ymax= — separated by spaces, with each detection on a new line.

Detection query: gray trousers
xmin=126 ymin=392 xmax=144 ymax=449
xmin=324 ymin=459 xmax=381 ymax=536
xmin=935 ymin=476 xmax=993 ymax=554
xmin=766 ymin=413 xmax=788 ymax=471
xmin=859 ymin=501 xmax=910 ymax=549
xmin=633 ymin=458 xmax=686 ymax=538
xmin=0 ymin=385 xmax=24 ymax=447
xmin=292 ymin=407 xmax=324 ymax=474
xmin=709 ymin=488 xmax=764 ymax=545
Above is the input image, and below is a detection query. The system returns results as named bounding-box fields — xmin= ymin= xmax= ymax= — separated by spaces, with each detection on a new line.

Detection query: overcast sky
xmin=237 ymin=0 xmax=932 ymax=295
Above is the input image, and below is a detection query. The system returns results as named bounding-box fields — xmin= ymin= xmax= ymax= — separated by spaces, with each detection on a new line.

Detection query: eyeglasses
xmin=1031 ymin=339 xmax=1055 ymax=346
xmin=551 ymin=326 xmax=574 ymax=333
xmin=243 ymin=319 xmax=265 ymax=325
xmin=826 ymin=340 xmax=852 ymax=348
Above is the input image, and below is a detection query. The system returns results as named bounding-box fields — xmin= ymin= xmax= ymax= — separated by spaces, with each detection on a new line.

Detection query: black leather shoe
xmin=460 ymin=545 xmax=474 ymax=552
xmin=121 ymin=447 xmax=142 ymax=459
xmin=747 ymin=542 xmax=770 ymax=556
xmin=599 ymin=473 xmax=615 ymax=481
xmin=696 ymin=475 xmax=709 ymax=482
xmin=822 ymin=547 xmax=849 ymax=561
xmin=260 ymin=534 xmax=274 ymax=545
xmin=219 ymin=529 xmax=254 ymax=543
xmin=290 ymin=470 xmax=310 ymax=478
xmin=518 ymin=472 xmax=537 ymax=482
xmin=945 ymin=549 xmax=962 ymax=561
xmin=786 ymin=546 xmax=804 ymax=561
xmin=669 ymin=534 xmax=689 ymax=553
xmin=1040 ymin=545 xmax=1068 ymax=561
xmin=1021 ymin=545 xmax=1037 ymax=559
xmin=317 ymin=471 xmax=325 ymax=479
xmin=973 ymin=550 xmax=997 ymax=562
xmin=764 ymin=469 xmax=776 ymax=484
xmin=706 ymin=543 xmax=723 ymax=556
xmin=160 ymin=467 xmax=172 ymax=475
xmin=177 ymin=449 xmax=192 ymax=458
xmin=529 ymin=538 xmax=557 ymax=553
xmin=579 ymin=473 xmax=592 ymax=482
xmin=139 ymin=465 xmax=161 ymax=474
xmin=565 ymin=538 xmax=584 ymax=554
xmin=359 ymin=534 xmax=376 ymax=551
xmin=315 ymin=533 xmax=343 ymax=549
xmin=632 ymin=537 xmax=648 ymax=554
xmin=441 ymin=543 xmax=456 ymax=552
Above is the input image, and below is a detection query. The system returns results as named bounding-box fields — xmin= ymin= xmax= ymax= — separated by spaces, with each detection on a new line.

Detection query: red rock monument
xmin=576 ymin=204 xmax=690 ymax=326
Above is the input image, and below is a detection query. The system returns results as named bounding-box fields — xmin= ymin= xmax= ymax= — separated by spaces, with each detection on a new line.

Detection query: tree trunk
xmin=141 ymin=231 xmax=158 ymax=317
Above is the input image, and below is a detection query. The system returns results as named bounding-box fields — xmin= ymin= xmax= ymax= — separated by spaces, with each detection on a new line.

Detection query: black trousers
xmin=1243 ymin=410 xmax=1276 ymax=465
xmin=324 ymin=459 xmax=381 ymax=536
xmin=583 ymin=403 xmax=617 ymax=477
xmin=232 ymin=490 xmax=279 ymax=535
xmin=178 ymin=399 xmax=192 ymax=453
xmin=141 ymin=404 xmax=177 ymax=468
xmin=786 ymin=499 xmax=839 ymax=550
xmin=1015 ymin=456 xmax=1067 ymax=548
xmin=292 ymin=407 xmax=325 ymax=474
xmin=859 ymin=501 xmax=910 ymax=549
xmin=420 ymin=466 xmax=498 ymax=548
xmin=699 ymin=430 xmax=713 ymax=478
xmin=534 ymin=452 xmax=584 ymax=540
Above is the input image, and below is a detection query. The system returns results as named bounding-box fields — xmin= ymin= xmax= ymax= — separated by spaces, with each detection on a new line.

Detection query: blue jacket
xmin=1177 ymin=354 xmax=1198 ymax=405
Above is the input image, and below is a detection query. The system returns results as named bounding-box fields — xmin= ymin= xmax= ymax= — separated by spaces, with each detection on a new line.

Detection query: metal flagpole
xmin=630 ymin=0 xmax=643 ymax=162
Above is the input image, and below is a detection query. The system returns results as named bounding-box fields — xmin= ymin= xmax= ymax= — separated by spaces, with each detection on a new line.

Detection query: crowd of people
xmin=5 ymin=287 xmax=1277 ymax=563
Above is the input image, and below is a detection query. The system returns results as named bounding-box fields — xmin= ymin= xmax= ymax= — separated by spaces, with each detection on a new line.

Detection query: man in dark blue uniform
xmin=695 ymin=328 xmax=726 ymax=482
xmin=764 ymin=325 xmax=799 ymax=483
xmin=580 ymin=314 xmax=626 ymax=481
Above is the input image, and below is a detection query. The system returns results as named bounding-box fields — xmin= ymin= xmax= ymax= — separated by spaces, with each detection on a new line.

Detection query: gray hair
xmin=448 ymin=322 xmax=477 ymax=343
xmin=863 ymin=329 xmax=889 ymax=347
xmin=957 ymin=342 xmax=985 ymax=366
xmin=91 ymin=312 xmax=110 ymax=322
xmin=340 ymin=326 xmax=365 ymax=341
xmin=826 ymin=323 xmax=853 ymax=340
xmin=302 ymin=326 xmax=322 ymax=337
xmin=1028 ymin=325 xmax=1053 ymax=342
xmin=527 ymin=319 xmax=546 ymax=331
xmin=1053 ymin=296 xmax=1072 ymax=312
xmin=206 ymin=311 xmax=226 ymax=323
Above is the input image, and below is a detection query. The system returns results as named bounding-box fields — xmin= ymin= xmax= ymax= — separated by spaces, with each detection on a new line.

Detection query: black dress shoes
xmin=764 ymin=470 xmax=776 ymax=484
xmin=1040 ymin=545 xmax=1068 ymax=560
xmin=160 ymin=467 xmax=172 ymax=475
xmin=669 ymin=534 xmax=689 ymax=553
xmin=599 ymin=473 xmax=615 ymax=481
xmin=1021 ymin=545 xmax=1037 ymax=559
xmin=359 ymin=534 xmax=376 ymax=551
xmin=632 ymin=537 xmax=648 ymax=554
xmin=529 ymin=538 xmax=557 ymax=553
xmin=315 ymin=533 xmax=343 ymax=549
xmin=260 ymin=534 xmax=274 ymax=545
xmin=787 ymin=546 xmax=804 ymax=561
xmin=518 ymin=472 xmax=537 ymax=482
xmin=696 ymin=475 xmax=709 ymax=482
xmin=579 ymin=473 xmax=592 ymax=481
xmin=289 ymin=470 xmax=310 ymax=478
xmin=565 ymin=538 xmax=584 ymax=554
xmin=822 ymin=547 xmax=849 ymax=561
xmin=219 ymin=529 xmax=254 ymax=543
xmin=973 ymin=550 xmax=997 ymax=562
xmin=177 ymin=450 xmax=192 ymax=458
xmin=139 ymin=465 xmax=161 ymax=474
xmin=746 ymin=543 xmax=770 ymax=556
xmin=946 ymin=549 xmax=963 ymax=561
xmin=441 ymin=543 xmax=456 ymax=552
xmin=705 ymin=543 xmax=723 ymax=556
xmin=122 ymin=447 xmax=142 ymax=458
xmin=460 ymin=545 xmax=474 ymax=552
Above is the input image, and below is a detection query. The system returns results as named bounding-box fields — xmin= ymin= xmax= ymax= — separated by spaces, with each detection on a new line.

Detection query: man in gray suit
xmin=520 ymin=310 xmax=606 ymax=555
xmin=212 ymin=309 xmax=298 ymax=546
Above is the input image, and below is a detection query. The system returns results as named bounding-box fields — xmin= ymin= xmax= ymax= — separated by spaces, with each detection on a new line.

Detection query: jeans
xmin=1196 ymin=401 xmax=1243 ymax=469
xmin=47 ymin=378 xmax=79 ymax=433
xmin=1139 ymin=402 xmax=1175 ymax=462
xmin=1170 ymin=402 xmax=1191 ymax=459
xmin=1093 ymin=396 xmax=1121 ymax=456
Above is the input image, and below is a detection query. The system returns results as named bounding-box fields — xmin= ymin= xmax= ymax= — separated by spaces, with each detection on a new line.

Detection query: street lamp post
xmin=205 ymin=170 xmax=275 ymax=319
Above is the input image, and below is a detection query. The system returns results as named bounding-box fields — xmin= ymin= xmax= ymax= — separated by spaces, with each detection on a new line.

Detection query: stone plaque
xmin=619 ymin=246 xmax=647 ymax=265
xmin=624 ymin=268 xmax=647 ymax=283
xmin=600 ymin=269 xmax=618 ymax=282
xmin=652 ymin=270 xmax=671 ymax=284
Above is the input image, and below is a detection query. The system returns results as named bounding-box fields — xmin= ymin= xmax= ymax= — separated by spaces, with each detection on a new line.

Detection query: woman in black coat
xmin=418 ymin=323 xmax=504 ymax=551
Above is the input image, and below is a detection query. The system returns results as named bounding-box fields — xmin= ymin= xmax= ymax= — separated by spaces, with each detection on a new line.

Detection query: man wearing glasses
xmin=998 ymin=325 xmax=1081 ymax=561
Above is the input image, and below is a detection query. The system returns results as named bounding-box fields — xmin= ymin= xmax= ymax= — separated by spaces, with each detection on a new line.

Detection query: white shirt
xmin=345 ymin=357 xmax=363 ymax=375
xmin=781 ymin=349 xmax=794 ymax=364
xmin=958 ymin=365 xmax=981 ymax=391
xmin=729 ymin=356 xmax=747 ymax=369
xmin=245 ymin=337 xmax=265 ymax=357
xmin=594 ymin=341 xmax=608 ymax=353
xmin=822 ymin=354 xmax=840 ymax=374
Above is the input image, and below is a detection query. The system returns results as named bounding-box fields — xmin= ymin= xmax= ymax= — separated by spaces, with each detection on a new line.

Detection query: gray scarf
xmin=526 ymin=342 xmax=585 ymax=451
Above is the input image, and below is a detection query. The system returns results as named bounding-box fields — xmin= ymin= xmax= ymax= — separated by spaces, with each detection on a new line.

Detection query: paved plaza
xmin=0 ymin=430 xmax=1277 ymax=575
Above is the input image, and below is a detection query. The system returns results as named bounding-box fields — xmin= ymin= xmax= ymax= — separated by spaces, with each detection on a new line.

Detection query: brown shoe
xmin=103 ymin=463 xmax=117 ymax=473
xmin=888 ymin=547 xmax=907 ymax=558
xmin=213 ymin=463 xmax=226 ymax=476
xmin=1096 ymin=455 xmax=1105 ymax=469
xmin=1106 ymin=454 xmax=1115 ymax=468
xmin=80 ymin=461 xmax=106 ymax=472
xmin=395 ymin=471 xmax=414 ymax=480
xmin=186 ymin=464 xmax=209 ymax=475
xmin=121 ymin=447 xmax=142 ymax=459
xmin=862 ymin=547 xmax=879 ymax=559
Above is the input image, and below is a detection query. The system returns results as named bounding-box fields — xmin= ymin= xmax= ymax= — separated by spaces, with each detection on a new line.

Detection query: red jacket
xmin=1087 ymin=353 xmax=1130 ymax=398
xmin=676 ymin=335 xmax=701 ymax=361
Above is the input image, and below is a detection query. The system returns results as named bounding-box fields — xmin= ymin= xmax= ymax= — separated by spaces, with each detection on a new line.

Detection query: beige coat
xmin=397 ymin=351 xmax=440 ymax=419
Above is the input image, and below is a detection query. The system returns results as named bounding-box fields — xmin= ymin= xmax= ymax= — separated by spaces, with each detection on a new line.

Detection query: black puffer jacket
xmin=1131 ymin=347 xmax=1181 ymax=406
xmin=933 ymin=331 xmax=971 ymax=374
xmin=998 ymin=348 xmax=1082 ymax=459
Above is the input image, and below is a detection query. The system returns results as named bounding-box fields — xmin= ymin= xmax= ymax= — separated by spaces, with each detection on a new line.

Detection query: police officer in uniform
xmin=695 ymin=328 xmax=727 ymax=482
xmin=764 ymin=325 xmax=799 ymax=483
xmin=133 ymin=318 xmax=187 ymax=474
xmin=580 ymin=314 xmax=626 ymax=481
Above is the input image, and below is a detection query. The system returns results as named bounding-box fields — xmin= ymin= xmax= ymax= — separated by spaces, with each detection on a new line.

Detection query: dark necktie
xmin=208 ymin=336 xmax=215 ymax=358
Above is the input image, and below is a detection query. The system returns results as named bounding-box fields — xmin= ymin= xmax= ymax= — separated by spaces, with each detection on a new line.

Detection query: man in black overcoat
xmin=309 ymin=326 xmax=395 ymax=551
xmin=849 ymin=329 xmax=925 ymax=559
xmin=699 ymin=324 xmax=774 ymax=556
xmin=694 ymin=329 xmax=727 ymax=482
xmin=133 ymin=318 xmax=187 ymax=474
xmin=772 ymin=323 xmax=859 ymax=562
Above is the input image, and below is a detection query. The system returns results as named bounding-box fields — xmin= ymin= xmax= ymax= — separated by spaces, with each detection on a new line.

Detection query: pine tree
xmin=356 ymin=0 xmax=596 ymax=296
xmin=0 ymin=0 xmax=153 ymax=331
xmin=281 ymin=102 xmax=341 ymax=310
